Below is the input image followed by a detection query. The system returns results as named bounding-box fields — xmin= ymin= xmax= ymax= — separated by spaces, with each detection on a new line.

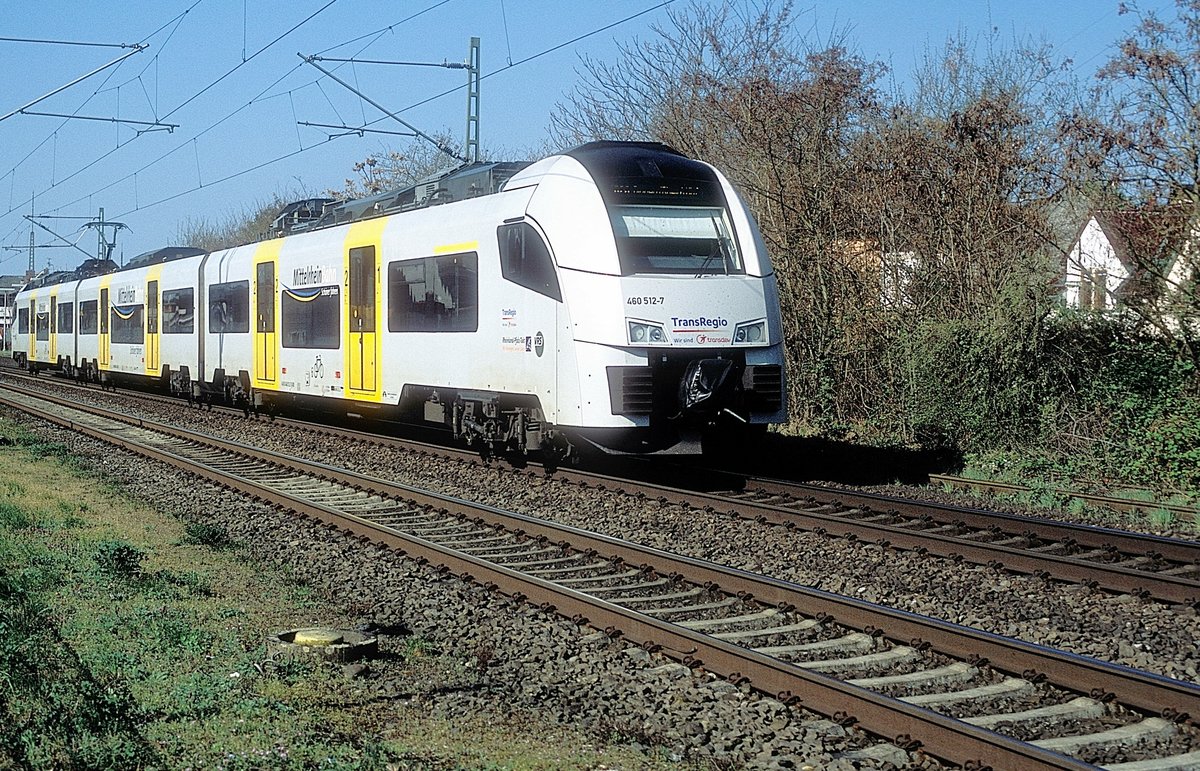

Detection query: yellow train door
xmin=347 ymin=245 xmax=377 ymax=395
xmin=27 ymin=298 xmax=35 ymax=360
xmin=146 ymin=279 xmax=160 ymax=375
xmin=253 ymin=246 xmax=279 ymax=388
xmin=344 ymin=219 xmax=385 ymax=402
xmin=99 ymin=287 xmax=110 ymax=369
xmin=49 ymin=295 xmax=57 ymax=364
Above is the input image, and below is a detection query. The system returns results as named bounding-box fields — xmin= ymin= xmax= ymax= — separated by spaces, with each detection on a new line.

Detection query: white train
xmin=13 ymin=142 xmax=786 ymax=456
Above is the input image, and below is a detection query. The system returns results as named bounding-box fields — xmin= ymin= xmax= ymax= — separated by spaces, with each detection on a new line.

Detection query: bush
xmin=183 ymin=522 xmax=231 ymax=549
xmin=94 ymin=541 xmax=145 ymax=578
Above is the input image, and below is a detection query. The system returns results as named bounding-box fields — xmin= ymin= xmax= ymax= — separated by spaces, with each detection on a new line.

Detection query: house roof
xmin=1086 ymin=205 xmax=1193 ymax=273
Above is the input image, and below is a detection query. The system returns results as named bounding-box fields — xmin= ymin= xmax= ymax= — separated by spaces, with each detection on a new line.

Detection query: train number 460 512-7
xmin=626 ymin=296 xmax=664 ymax=305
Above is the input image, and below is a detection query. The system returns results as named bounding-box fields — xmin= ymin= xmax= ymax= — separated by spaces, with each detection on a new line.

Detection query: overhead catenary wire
xmin=0 ymin=45 xmax=148 ymax=124
xmin=0 ymin=36 xmax=141 ymax=49
xmin=0 ymin=1 xmax=202 ymax=191
xmin=0 ymin=0 xmax=340 ymax=222
xmin=4 ymin=0 xmax=677 ymax=268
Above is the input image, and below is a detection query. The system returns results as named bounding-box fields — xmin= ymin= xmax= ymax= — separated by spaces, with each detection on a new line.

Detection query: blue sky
xmin=0 ymin=0 xmax=1176 ymax=271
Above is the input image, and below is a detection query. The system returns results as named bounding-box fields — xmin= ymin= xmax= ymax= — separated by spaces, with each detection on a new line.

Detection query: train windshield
xmin=610 ymin=205 xmax=743 ymax=276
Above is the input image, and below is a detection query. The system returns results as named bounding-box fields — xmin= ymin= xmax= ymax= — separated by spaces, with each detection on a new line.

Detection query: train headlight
xmin=628 ymin=320 xmax=668 ymax=345
xmin=733 ymin=320 xmax=766 ymax=344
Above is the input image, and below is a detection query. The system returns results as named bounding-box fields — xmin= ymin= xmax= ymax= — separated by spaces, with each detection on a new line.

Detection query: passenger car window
xmin=387 ymin=253 xmax=478 ymax=332
xmin=162 ymin=288 xmax=195 ymax=334
xmin=79 ymin=300 xmax=98 ymax=335
xmin=497 ymin=222 xmax=561 ymax=301
xmin=57 ymin=302 xmax=74 ymax=334
xmin=281 ymin=285 xmax=340 ymax=349
xmin=209 ymin=281 xmax=250 ymax=334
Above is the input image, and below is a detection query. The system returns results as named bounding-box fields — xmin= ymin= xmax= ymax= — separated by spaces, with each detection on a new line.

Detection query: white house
xmin=1063 ymin=207 xmax=1194 ymax=312
xmin=1064 ymin=211 xmax=1139 ymax=311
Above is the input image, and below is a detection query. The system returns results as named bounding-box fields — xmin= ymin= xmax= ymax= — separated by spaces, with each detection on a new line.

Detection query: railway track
xmin=928 ymin=474 xmax=1199 ymax=525
xmin=4 ymin=367 xmax=1199 ymax=609
xmin=2 ymin=382 xmax=1199 ymax=769
xmin=5 ymin=366 xmax=1199 ymax=609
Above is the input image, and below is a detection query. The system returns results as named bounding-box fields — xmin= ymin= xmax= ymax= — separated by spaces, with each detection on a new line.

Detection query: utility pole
xmin=466 ymin=37 xmax=480 ymax=163
xmin=300 ymin=36 xmax=482 ymax=163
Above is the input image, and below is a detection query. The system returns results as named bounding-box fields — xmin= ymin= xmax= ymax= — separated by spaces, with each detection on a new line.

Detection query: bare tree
xmin=1064 ymin=0 xmax=1200 ymax=346
xmin=329 ymin=132 xmax=463 ymax=199
xmin=175 ymin=190 xmax=306 ymax=252
xmin=553 ymin=1 xmax=888 ymax=428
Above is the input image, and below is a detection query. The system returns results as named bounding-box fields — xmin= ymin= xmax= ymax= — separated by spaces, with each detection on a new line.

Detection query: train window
xmin=35 ymin=310 xmax=49 ymax=341
xmin=209 ymin=280 xmax=249 ymax=334
xmin=162 ymin=288 xmax=194 ymax=334
xmin=387 ymin=253 xmax=478 ymax=333
xmin=349 ymin=246 xmax=376 ymax=332
xmin=147 ymin=281 xmax=159 ymax=335
xmin=609 ymin=205 xmax=744 ymax=276
xmin=57 ymin=302 xmax=74 ymax=334
xmin=110 ymin=306 xmax=144 ymax=345
xmin=256 ymin=262 xmax=275 ymax=333
xmin=281 ymin=285 xmax=340 ymax=348
xmin=497 ymin=223 xmax=562 ymax=301
xmin=17 ymin=307 xmax=28 ymax=335
xmin=79 ymin=300 xmax=98 ymax=335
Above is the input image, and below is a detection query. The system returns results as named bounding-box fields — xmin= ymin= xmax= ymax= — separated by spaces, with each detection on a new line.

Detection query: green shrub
xmin=94 ymin=540 xmax=145 ymax=578
xmin=0 ymin=501 xmax=32 ymax=530
xmin=183 ymin=522 xmax=231 ymax=549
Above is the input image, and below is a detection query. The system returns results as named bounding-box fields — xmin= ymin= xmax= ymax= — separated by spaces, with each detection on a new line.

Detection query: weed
xmin=1149 ymin=507 xmax=1176 ymax=529
xmin=22 ymin=440 xmax=70 ymax=460
xmin=183 ymin=521 xmax=231 ymax=548
xmin=1066 ymin=497 xmax=1088 ymax=517
xmin=3 ymin=480 xmax=26 ymax=497
xmin=400 ymin=637 xmax=437 ymax=659
xmin=94 ymin=540 xmax=146 ymax=577
xmin=1115 ymin=487 xmax=1156 ymax=503
xmin=0 ymin=500 xmax=33 ymax=530
xmin=162 ymin=570 xmax=215 ymax=597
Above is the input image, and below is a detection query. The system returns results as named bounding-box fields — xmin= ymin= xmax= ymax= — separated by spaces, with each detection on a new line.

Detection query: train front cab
xmin=522 ymin=141 xmax=787 ymax=454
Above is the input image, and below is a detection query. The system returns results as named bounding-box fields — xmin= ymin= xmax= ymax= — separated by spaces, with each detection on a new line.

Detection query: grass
xmin=0 ymin=416 xmax=687 ymax=770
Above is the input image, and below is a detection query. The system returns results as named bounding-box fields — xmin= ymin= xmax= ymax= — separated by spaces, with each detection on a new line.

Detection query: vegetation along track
xmin=6 ymin=367 xmax=1199 ymax=608
xmin=2 ymin=382 xmax=1200 ymax=770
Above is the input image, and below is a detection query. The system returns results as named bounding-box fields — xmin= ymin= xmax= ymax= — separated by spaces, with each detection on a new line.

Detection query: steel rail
xmin=928 ymin=473 xmax=1200 ymax=523
xmin=3 ymin=371 xmax=1198 ymax=605
xmin=744 ymin=476 xmax=1200 ymax=563
xmin=3 ymin=386 xmax=1197 ymax=770
xmin=537 ymin=470 xmax=1200 ymax=605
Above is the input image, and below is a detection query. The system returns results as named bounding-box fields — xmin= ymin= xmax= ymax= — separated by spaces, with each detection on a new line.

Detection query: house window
xmin=1077 ymin=268 xmax=1108 ymax=311
xmin=1092 ymin=269 xmax=1108 ymax=309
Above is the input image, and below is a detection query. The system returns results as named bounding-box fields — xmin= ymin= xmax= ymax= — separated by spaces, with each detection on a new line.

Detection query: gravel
xmin=7 ymin=374 xmax=1200 ymax=765
xmin=7 ymin=407 xmax=933 ymax=770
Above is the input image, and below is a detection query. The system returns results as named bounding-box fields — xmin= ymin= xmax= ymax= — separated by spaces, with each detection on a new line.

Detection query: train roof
xmin=20 ymin=258 xmax=120 ymax=291
xmin=279 ymin=160 xmax=533 ymax=237
xmin=124 ymin=246 xmax=207 ymax=270
xmin=19 ymin=142 xmax=709 ymax=293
